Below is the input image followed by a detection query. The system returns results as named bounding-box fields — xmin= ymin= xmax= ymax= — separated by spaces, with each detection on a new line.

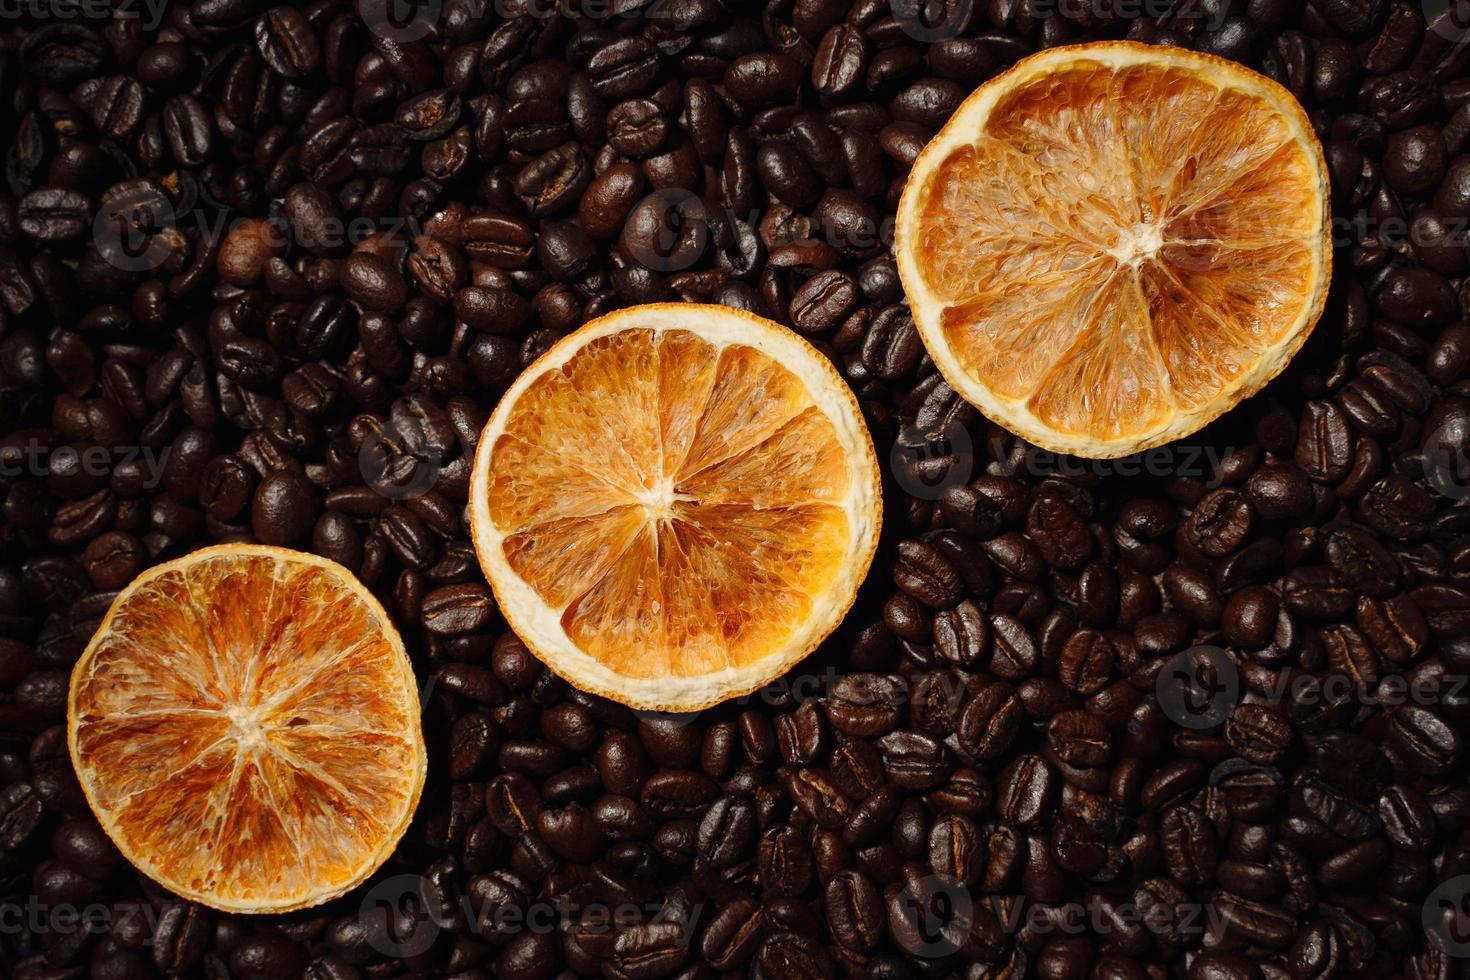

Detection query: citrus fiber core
xmin=469 ymin=304 xmax=883 ymax=712
xmin=895 ymin=41 xmax=1332 ymax=459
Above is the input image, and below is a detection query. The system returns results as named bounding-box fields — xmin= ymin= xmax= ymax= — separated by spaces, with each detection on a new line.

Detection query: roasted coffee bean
xmin=255 ymin=7 xmax=320 ymax=80
xmin=725 ymin=52 xmax=805 ymax=107
xmin=1058 ymin=630 xmax=1115 ymax=695
xmin=927 ymin=812 xmax=983 ymax=885
xmin=830 ymin=736 xmax=885 ymax=799
xmin=702 ymin=897 xmax=768 ymax=970
xmin=997 ymin=754 xmax=1055 ymax=826
xmin=515 ymin=143 xmax=591 ymax=216
xmin=990 ymin=613 xmax=1039 ymax=679
xmin=587 ymin=38 xmax=659 ymax=100
xmin=1284 ymin=567 xmax=1354 ymax=620
xmin=0 ymin=783 xmax=43 ymax=850
xmin=251 ymin=469 xmax=317 ymax=545
xmin=1225 ymin=703 xmax=1292 ymax=764
xmin=759 ymin=823 xmax=814 ymax=897
xmin=790 ymin=269 xmax=859 ymax=335
xmin=1389 ymin=705 xmax=1461 ymax=775
xmin=1296 ymin=401 xmax=1354 ymax=483
xmin=152 ymin=903 xmax=209 ymax=973
xmin=641 ymin=770 xmax=719 ymax=819
xmin=1161 ymin=805 xmax=1219 ymax=886
xmin=960 ymin=682 xmax=1022 ymax=762
xmin=827 ymin=674 xmax=903 ymax=736
xmin=825 ymin=869 xmax=884 ymax=951
xmin=933 ymin=599 xmax=987 ymax=667
xmin=342 ymin=252 xmax=409 ymax=314
xmin=1213 ymin=892 xmax=1296 ymax=949
xmin=1046 ymin=710 xmax=1110 ymax=771
xmin=786 ymin=768 xmax=851 ymax=828
xmin=19 ymin=188 xmax=92 ymax=243
xmin=755 ymin=931 xmax=833 ymax=978
xmin=878 ymin=729 xmax=948 ymax=789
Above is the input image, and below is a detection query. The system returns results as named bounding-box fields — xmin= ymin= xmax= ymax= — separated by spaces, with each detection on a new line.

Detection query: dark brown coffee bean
xmin=927 ymin=812 xmax=983 ymax=886
xmin=959 ymin=682 xmax=1022 ymax=762
xmin=1389 ymin=704 xmax=1461 ymax=775
xmin=759 ymin=823 xmax=813 ymax=897
xmin=1046 ymin=710 xmax=1110 ymax=772
xmin=252 ymin=469 xmax=317 ymax=545
xmin=997 ymin=754 xmax=1054 ymax=826
xmin=701 ymin=897 xmax=768 ymax=970
xmin=724 ymin=52 xmax=804 ymax=107
xmin=827 ymin=674 xmax=903 ymax=737
xmin=825 ymin=869 xmax=884 ymax=951
xmin=933 ymin=599 xmax=986 ymax=667
xmin=255 ymin=7 xmax=320 ymax=79
xmin=1296 ymin=401 xmax=1354 ymax=484
xmin=1057 ymin=630 xmax=1115 ymax=695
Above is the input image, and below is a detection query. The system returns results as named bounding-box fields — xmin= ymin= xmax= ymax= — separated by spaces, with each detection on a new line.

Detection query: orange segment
xmin=679 ymin=407 xmax=849 ymax=507
xmin=681 ymin=344 xmax=812 ymax=476
xmin=68 ymin=545 xmax=426 ymax=913
xmin=502 ymin=507 xmax=648 ymax=607
xmin=563 ymin=524 xmax=668 ymax=678
xmin=1138 ymin=259 xmax=1261 ymax=407
xmin=486 ymin=434 xmax=636 ymax=531
xmin=895 ymin=41 xmax=1331 ymax=458
xmin=937 ymin=260 xmax=1116 ymax=400
xmin=655 ymin=328 xmax=721 ymax=478
xmin=657 ymin=521 xmax=732 ymax=676
xmin=1028 ymin=271 xmax=1171 ymax=440
xmin=469 ymin=304 xmax=882 ymax=711
xmin=496 ymin=367 xmax=645 ymax=497
xmin=557 ymin=328 xmax=664 ymax=486
xmin=651 ymin=513 xmax=818 ymax=674
xmin=913 ymin=141 xmax=1123 ymax=307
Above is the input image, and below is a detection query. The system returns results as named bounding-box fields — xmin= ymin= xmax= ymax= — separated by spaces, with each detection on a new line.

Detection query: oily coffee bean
xmin=19 ymin=189 xmax=92 ymax=243
xmin=824 ymin=869 xmax=884 ymax=951
xmin=702 ymin=897 xmax=768 ymax=969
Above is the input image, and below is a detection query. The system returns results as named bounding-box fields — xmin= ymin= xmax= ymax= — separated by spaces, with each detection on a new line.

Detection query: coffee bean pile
xmin=4 ymin=0 xmax=1470 ymax=977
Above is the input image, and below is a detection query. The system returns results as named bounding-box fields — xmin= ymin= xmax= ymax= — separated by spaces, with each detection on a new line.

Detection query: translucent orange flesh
xmin=71 ymin=554 xmax=419 ymax=907
xmin=913 ymin=63 xmax=1321 ymax=439
xmin=488 ymin=329 xmax=851 ymax=678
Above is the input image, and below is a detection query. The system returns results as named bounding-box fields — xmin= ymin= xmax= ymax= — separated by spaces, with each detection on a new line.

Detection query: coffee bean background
xmin=3 ymin=0 xmax=1470 ymax=977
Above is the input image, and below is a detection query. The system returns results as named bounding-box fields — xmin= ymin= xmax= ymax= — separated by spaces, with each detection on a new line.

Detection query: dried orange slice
xmin=68 ymin=544 xmax=426 ymax=913
xmin=895 ymin=41 xmax=1331 ymax=459
xmin=469 ymin=304 xmax=882 ymax=711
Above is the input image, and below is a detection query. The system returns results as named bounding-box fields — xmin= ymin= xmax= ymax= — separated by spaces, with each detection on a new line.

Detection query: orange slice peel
xmin=67 ymin=544 xmax=426 ymax=913
xmin=469 ymin=304 xmax=882 ymax=712
xmin=895 ymin=41 xmax=1332 ymax=459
